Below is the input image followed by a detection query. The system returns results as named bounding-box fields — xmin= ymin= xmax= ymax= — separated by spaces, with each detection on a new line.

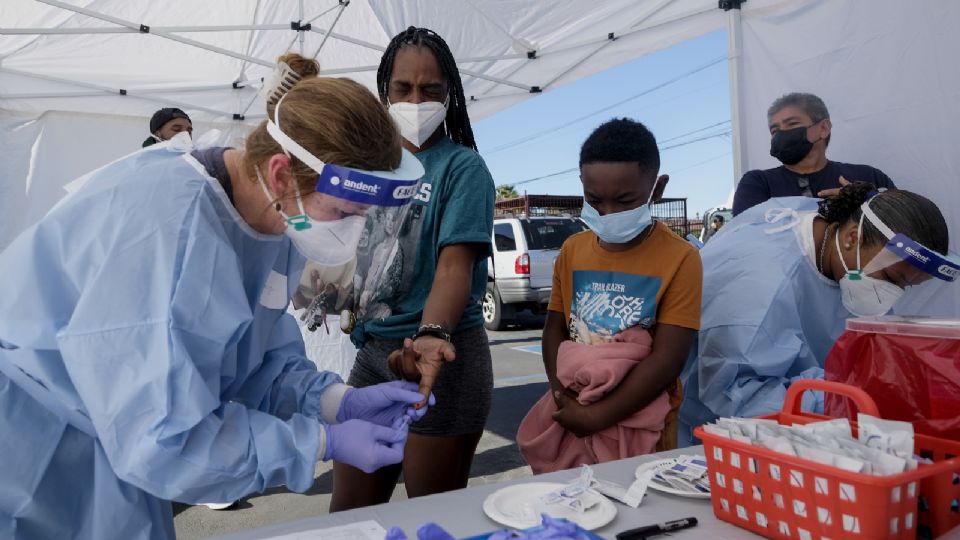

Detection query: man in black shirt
xmin=732 ymin=92 xmax=895 ymax=216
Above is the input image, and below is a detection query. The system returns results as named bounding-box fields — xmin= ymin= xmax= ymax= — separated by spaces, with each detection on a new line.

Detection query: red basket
xmin=694 ymin=380 xmax=960 ymax=539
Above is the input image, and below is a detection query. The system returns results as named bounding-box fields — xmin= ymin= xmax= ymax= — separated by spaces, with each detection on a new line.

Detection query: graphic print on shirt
xmin=569 ymin=270 xmax=661 ymax=344
xmin=377 ymin=179 xmax=432 ymax=308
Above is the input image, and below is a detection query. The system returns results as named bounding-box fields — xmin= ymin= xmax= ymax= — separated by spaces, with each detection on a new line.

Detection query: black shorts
xmin=347 ymin=325 xmax=493 ymax=436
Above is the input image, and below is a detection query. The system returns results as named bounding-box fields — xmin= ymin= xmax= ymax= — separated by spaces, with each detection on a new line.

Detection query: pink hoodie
xmin=517 ymin=326 xmax=671 ymax=474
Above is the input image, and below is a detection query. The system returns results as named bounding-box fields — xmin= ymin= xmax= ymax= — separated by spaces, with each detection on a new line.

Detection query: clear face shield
xmin=858 ymin=200 xmax=960 ymax=286
xmin=261 ymin=94 xmax=424 ymax=334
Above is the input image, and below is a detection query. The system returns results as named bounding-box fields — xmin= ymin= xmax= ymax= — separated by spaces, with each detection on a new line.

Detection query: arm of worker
xmin=695 ymin=323 xmax=824 ymax=420
xmin=553 ymin=324 xmax=696 ymax=437
xmin=732 ymin=170 xmax=771 ymax=216
xmin=58 ymin=223 xmax=335 ymax=504
xmin=236 ymin=312 xmax=348 ymax=423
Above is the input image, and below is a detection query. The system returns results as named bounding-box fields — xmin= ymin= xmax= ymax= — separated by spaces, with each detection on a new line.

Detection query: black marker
xmin=616 ymin=517 xmax=698 ymax=540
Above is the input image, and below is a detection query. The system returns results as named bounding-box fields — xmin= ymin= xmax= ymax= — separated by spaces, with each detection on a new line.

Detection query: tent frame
xmin=2 ymin=0 xmax=726 ymax=124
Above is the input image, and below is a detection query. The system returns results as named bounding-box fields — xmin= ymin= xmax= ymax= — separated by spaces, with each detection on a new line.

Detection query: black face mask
xmin=770 ymin=125 xmax=814 ymax=165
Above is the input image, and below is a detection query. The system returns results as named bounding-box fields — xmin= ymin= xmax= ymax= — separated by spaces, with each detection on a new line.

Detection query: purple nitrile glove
xmin=404 ymin=391 xmax=437 ymax=423
xmin=416 ymin=523 xmax=456 ymax=540
xmin=323 ymin=419 xmax=407 ymax=473
xmin=336 ymin=381 xmax=432 ymax=427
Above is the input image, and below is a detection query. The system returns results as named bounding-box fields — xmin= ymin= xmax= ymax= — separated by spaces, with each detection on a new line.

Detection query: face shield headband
xmin=263 ymin=93 xmax=424 ymax=229
xmin=860 ymin=199 xmax=960 ymax=282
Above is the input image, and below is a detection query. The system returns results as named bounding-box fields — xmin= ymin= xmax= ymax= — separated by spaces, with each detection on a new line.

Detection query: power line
xmin=484 ymin=56 xmax=726 ymax=155
xmin=658 ymin=120 xmax=729 ymax=144
xmin=501 ymin=130 xmax=731 ymax=188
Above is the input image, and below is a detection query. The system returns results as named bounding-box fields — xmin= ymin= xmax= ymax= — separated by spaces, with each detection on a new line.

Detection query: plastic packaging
xmin=825 ymin=316 xmax=960 ymax=440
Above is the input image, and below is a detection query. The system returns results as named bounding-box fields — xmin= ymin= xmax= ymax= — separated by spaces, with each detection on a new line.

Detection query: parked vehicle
xmin=484 ymin=216 xmax=586 ymax=330
xmin=699 ymin=206 xmax=733 ymax=243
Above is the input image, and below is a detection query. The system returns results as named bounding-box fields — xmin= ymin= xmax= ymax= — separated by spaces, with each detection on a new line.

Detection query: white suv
xmin=484 ymin=216 xmax=586 ymax=330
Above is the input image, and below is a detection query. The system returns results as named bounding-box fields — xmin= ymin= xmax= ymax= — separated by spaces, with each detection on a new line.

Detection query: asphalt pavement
xmin=174 ymin=313 xmax=548 ymax=539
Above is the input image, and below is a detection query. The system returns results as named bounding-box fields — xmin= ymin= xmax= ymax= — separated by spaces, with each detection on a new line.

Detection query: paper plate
xmin=482 ymin=482 xmax=617 ymax=531
xmin=634 ymin=458 xmax=712 ymax=500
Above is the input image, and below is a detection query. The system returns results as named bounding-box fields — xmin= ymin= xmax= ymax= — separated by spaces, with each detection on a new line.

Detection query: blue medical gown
xmin=679 ymin=197 xmax=852 ymax=446
xmin=0 ymin=145 xmax=342 ymax=539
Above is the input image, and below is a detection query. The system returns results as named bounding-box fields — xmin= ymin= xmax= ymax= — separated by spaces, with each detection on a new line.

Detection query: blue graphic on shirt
xmin=570 ymin=270 xmax=661 ymax=343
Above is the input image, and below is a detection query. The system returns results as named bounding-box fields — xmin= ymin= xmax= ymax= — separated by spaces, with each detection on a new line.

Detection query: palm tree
xmin=496 ymin=184 xmax=520 ymax=200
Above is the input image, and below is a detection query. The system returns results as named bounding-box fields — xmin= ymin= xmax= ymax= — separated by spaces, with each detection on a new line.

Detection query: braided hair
xmin=377 ymin=26 xmax=477 ymax=151
xmin=818 ymin=181 xmax=949 ymax=253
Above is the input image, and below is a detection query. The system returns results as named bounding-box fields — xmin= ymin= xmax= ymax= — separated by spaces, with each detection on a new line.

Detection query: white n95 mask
xmin=835 ymin=224 xmax=904 ymax=317
xmin=388 ymin=99 xmax=448 ymax=148
xmin=255 ymin=166 xmax=366 ymax=265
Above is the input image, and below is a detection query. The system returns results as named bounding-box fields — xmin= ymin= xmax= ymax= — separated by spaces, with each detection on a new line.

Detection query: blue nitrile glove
xmin=336 ymin=381 xmax=434 ymax=427
xmin=384 ymin=527 xmax=409 ymax=540
xmin=416 ymin=523 xmax=456 ymax=540
xmin=323 ymin=419 xmax=407 ymax=473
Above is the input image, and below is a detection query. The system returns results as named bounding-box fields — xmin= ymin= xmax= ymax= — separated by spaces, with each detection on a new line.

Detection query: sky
xmin=471 ymin=30 xmax=735 ymax=219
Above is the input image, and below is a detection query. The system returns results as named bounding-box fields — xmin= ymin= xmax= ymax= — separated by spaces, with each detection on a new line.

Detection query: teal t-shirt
xmin=356 ymin=136 xmax=495 ymax=344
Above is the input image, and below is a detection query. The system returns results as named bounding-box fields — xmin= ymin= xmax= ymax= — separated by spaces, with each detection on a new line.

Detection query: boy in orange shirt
xmin=540 ymin=118 xmax=702 ymax=453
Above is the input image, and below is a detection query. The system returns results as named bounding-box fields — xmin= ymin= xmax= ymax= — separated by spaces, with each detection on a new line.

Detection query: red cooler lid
xmin=846 ymin=315 xmax=960 ymax=339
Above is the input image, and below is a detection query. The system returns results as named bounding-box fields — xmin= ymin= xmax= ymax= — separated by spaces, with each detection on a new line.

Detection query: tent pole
xmin=0 ymin=24 xmax=290 ymax=35
xmin=0 ymin=67 xmax=236 ymax=119
xmin=458 ymin=68 xmax=533 ymax=91
xmin=308 ymin=27 xmax=385 ymax=52
xmin=33 ymin=0 xmax=275 ymax=67
xmin=298 ymin=0 xmax=305 ymax=55
xmin=540 ymin=0 xmax=673 ymax=90
xmin=312 ymin=2 xmax=348 ymax=58
xmin=723 ymin=0 xmax=747 ymax=186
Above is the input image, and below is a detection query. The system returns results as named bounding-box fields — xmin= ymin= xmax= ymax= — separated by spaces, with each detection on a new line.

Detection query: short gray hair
xmin=767 ymin=92 xmax=830 ymax=123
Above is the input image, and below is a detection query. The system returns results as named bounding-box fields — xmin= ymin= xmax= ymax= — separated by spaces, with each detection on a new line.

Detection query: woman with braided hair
xmin=331 ymin=27 xmax=496 ymax=509
xmin=678 ymin=182 xmax=958 ymax=446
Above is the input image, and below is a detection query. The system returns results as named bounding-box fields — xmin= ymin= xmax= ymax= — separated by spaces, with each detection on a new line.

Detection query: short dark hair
xmin=579 ymin=118 xmax=660 ymax=176
xmin=149 ymin=107 xmax=190 ymax=134
xmin=767 ymin=92 xmax=830 ymax=123
xmin=376 ymin=27 xmax=477 ymax=151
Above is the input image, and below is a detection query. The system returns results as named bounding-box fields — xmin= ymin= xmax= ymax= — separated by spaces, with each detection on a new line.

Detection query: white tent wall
xmin=736 ymin=0 xmax=960 ymax=316
xmin=0 ymin=109 xmax=250 ymax=248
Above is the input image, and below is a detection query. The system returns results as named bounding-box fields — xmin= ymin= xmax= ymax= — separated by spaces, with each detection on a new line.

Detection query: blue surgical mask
xmin=580 ymin=188 xmax=656 ymax=244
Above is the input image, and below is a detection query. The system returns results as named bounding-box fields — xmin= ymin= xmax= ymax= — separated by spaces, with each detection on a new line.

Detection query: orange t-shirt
xmin=548 ymin=221 xmax=702 ymax=450
xmin=549 ymin=221 xmax=702 ymax=336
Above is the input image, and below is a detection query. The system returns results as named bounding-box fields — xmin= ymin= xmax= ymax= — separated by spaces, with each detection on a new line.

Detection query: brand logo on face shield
xmin=905 ymin=246 xmax=931 ymax=264
xmin=393 ymin=185 xmax=417 ymax=199
xmin=342 ymin=178 xmax=380 ymax=195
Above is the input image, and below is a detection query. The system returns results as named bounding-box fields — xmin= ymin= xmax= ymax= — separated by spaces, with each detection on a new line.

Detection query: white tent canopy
xmin=0 ymin=0 xmax=725 ymax=249
xmin=1 ymin=0 xmax=724 ymax=123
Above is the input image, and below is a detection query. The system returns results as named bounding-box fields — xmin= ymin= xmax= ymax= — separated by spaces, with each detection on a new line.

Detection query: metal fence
xmin=495 ymin=194 xmax=584 ymax=217
xmin=651 ymin=197 xmax=690 ymax=237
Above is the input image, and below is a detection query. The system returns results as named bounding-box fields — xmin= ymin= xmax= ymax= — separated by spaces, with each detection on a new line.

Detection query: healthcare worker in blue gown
xmin=679 ymin=181 xmax=957 ymax=446
xmin=0 ymin=54 xmax=432 ymax=539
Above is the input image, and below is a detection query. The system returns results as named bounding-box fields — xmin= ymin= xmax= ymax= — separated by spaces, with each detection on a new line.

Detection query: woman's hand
xmin=388 ymin=336 xmax=456 ymax=405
